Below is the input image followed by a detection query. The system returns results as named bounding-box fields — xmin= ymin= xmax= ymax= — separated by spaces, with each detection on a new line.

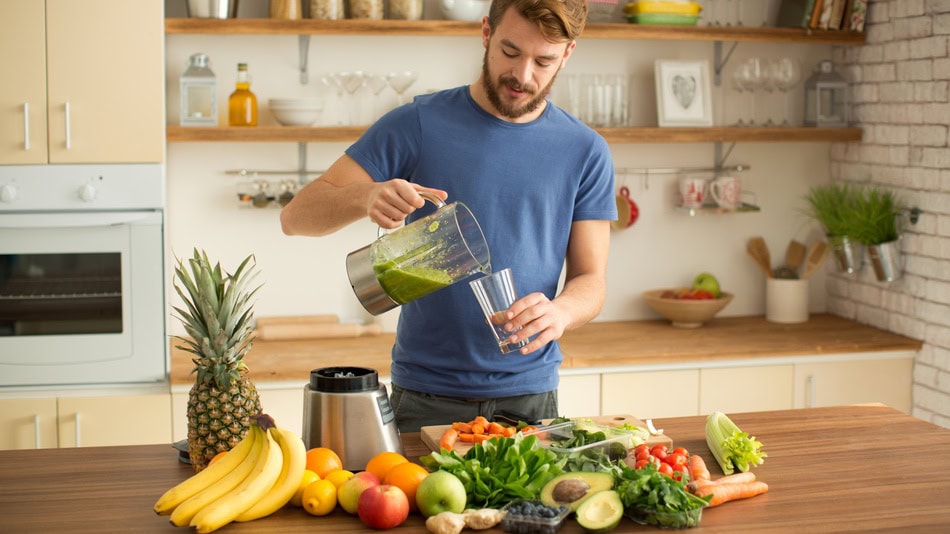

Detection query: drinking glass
xmin=339 ymin=70 xmax=366 ymax=126
xmin=364 ymin=73 xmax=390 ymax=122
xmin=386 ymin=71 xmax=418 ymax=106
xmin=739 ymin=58 xmax=768 ymax=126
xmin=469 ymin=268 xmax=529 ymax=354
xmin=320 ymin=73 xmax=345 ymax=125
xmin=771 ymin=58 xmax=803 ymax=126
xmin=730 ymin=62 xmax=752 ymax=126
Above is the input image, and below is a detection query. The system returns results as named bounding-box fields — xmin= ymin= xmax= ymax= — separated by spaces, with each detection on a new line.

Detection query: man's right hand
xmin=367 ymin=179 xmax=448 ymax=230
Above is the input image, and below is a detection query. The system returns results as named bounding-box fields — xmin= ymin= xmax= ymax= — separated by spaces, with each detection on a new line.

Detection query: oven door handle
xmin=0 ymin=211 xmax=160 ymax=228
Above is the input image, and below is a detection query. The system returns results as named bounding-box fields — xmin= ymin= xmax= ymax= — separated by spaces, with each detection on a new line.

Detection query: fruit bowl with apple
xmin=643 ymin=273 xmax=733 ymax=328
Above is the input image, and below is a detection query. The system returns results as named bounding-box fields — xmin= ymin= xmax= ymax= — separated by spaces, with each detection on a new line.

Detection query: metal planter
xmin=867 ymin=239 xmax=903 ymax=283
xmin=830 ymin=235 xmax=864 ymax=275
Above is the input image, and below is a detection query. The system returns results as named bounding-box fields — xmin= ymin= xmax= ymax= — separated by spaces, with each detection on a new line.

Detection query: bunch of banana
xmin=154 ymin=413 xmax=307 ymax=533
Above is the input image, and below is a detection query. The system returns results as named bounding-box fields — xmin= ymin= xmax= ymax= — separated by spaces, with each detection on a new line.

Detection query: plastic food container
xmin=524 ymin=420 xmax=637 ymax=463
xmin=626 ymin=505 xmax=703 ymax=529
xmin=626 ymin=13 xmax=699 ymax=25
xmin=623 ymin=1 xmax=702 ymax=15
xmin=501 ymin=499 xmax=570 ymax=534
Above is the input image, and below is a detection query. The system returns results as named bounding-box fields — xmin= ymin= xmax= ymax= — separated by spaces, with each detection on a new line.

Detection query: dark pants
xmin=390 ymin=384 xmax=559 ymax=433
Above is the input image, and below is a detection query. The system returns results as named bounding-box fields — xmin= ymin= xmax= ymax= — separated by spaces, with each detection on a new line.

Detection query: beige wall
xmin=830 ymin=0 xmax=950 ymax=427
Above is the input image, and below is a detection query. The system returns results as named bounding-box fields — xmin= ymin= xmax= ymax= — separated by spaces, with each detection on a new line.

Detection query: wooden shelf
xmin=167 ymin=125 xmax=863 ymax=144
xmin=164 ymin=18 xmax=866 ymax=45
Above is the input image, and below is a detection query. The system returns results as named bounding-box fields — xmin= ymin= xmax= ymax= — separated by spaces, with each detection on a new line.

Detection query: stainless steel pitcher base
xmin=346 ymin=244 xmax=398 ymax=316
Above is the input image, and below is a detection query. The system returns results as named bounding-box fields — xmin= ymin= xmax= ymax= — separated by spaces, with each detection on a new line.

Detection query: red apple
xmin=357 ymin=484 xmax=410 ymax=530
xmin=337 ymin=471 xmax=381 ymax=515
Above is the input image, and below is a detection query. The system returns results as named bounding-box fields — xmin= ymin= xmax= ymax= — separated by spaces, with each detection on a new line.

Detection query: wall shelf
xmin=164 ymin=19 xmax=866 ymax=45
xmin=166 ymin=125 xmax=863 ymax=144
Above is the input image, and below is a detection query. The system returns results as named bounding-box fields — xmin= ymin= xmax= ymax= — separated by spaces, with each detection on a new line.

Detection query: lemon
xmin=324 ymin=468 xmax=355 ymax=488
xmin=291 ymin=469 xmax=321 ymax=507
xmin=302 ymin=479 xmax=338 ymax=516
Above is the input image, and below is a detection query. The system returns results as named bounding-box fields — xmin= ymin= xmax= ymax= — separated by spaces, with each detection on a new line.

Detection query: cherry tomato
xmin=672 ymin=447 xmax=689 ymax=456
xmin=671 ymin=465 xmax=688 ymax=482
xmin=634 ymin=444 xmax=651 ymax=456
xmin=634 ymin=458 xmax=651 ymax=470
xmin=658 ymin=462 xmax=674 ymax=477
xmin=650 ymin=445 xmax=669 ymax=460
xmin=635 ymin=450 xmax=652 ymax=462
xmin=666 ymin=452 xmax=688 ymax=467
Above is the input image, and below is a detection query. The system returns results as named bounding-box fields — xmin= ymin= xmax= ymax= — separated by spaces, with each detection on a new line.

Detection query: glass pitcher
xmin=346 ymin=192 xmax=490 ymax=315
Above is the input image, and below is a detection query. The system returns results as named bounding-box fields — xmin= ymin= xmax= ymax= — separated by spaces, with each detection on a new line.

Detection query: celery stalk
xmin=705 ymin=411 xmax=767 ymax=475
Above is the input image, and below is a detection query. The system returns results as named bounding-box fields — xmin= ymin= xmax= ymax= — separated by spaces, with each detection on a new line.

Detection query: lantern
xmin=803 ymin=60 xmax=849 ymax=128
xmin=180 ymin=53 xmax=218 ymax=126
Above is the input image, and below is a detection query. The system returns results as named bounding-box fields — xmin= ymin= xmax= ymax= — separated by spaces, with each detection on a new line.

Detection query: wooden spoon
xmin=801 ymin=241 xmax=830 ymax=279
xmin=785 ymin=240 xmax=807 ymax=273
xmin=746 ymin=237 xmax=772 ymax=278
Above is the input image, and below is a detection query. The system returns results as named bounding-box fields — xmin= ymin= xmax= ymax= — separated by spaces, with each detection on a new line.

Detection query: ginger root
xmin=426 ymin=511 xmax=467 ymax=534
xmin=463 ymin=508 xmax=506 ymax=530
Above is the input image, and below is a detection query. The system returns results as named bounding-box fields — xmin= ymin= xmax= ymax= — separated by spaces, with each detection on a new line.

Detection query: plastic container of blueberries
xmin=501 ymin=499 xmax=570 ymax=534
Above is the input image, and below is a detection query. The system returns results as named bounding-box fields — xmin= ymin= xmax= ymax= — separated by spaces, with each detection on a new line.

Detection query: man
xmin=280 ymin=0 xmax=616 ymax=432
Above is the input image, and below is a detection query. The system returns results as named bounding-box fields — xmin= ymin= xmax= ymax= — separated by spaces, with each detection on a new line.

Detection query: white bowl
xmin=439 ymin=0 xmax=490 ymax=21
xmin=268 ymin=98 xmax=323 ymax=126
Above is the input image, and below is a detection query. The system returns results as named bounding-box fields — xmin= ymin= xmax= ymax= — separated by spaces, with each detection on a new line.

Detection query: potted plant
xmin=803 ymin=183 xmax=862 ymax=274
xmin=847 ymin=187 xmax=906 ymax=282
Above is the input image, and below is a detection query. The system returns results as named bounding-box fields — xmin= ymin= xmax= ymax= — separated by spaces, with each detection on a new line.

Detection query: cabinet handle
xmin=806 ymin=374 xmax=816 ymax=408
xmin=22 ymin=103 xmax=30 ymax=150
xmin=75 ymin=412 xmax=81 ymax=447
xmin=64 ymin=101 xmax=71 ymax=150
xmin=33 ymin=414 xmax=40 ymax=449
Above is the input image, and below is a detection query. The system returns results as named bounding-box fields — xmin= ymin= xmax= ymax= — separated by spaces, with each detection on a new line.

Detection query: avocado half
xmin=576 ymin=490 xmax=623 ymax=533
xmin=539 ymin=472 xmax=614 ymax=512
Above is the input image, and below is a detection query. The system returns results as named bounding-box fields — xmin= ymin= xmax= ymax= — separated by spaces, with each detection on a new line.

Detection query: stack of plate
xmin=268 ymin=98 xmax=323 ymax=126
xmin=623 ymin=1 xmax=702 ymax=25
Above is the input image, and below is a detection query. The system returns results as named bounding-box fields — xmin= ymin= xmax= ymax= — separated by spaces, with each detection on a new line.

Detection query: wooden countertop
xmin=1 ymin=404 xmax=947 ymax=532
xmin=169 ymin=314 xmax=922 ymax=385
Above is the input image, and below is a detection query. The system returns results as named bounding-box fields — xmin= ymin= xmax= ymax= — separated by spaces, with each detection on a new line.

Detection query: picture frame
xmin=654 ymin=60 xmax=714 ymax=127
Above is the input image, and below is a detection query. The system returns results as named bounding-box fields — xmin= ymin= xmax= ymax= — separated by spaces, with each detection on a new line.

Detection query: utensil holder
xmin=766 ymin=278 xmax=809 ymax=324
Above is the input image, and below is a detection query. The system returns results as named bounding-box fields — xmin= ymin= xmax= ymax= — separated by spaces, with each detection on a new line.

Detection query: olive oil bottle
xmin=228 ymin=63 xmax=258 ymax=126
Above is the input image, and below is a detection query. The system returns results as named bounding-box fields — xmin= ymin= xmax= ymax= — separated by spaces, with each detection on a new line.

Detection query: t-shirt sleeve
xmin=573 ymin=134 xmax=617 ymax=222
xmin=345 ymin=104 xmax=423 ymax=184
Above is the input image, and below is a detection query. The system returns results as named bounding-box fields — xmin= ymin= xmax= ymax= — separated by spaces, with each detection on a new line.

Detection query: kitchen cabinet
xmin=163 ymin=19 xmax=864 ymax=145
xmin=0 ymin=393 xmax=172 ymax=450
xmin=601 ymin=369 xmax=700 ymax=418
xmin=0 ymin=0 xmax=164 ymax=164
xmin=698 ymin=364 xmax=795 ymax=413
xmin=793 ymin=357 xmax=912 ymax=412
xmin=0 ymin=398 xmax=58 ymax=449
xmin=558 ymin=373 xmax=601 ymax=417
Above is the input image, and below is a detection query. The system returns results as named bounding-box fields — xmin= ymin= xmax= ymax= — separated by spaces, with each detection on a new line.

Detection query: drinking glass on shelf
xmin=320 ymin=73 xmax=345 ymax=125
xmin=771 ymin=58 xmax=803 ymax=127
xmin=339 ymin=70 xmax=366 ymax=126
xmin=386 ymin=71 xmax=418 ymax=106
xmin=731 ymin=62 xmax=752 ymax=126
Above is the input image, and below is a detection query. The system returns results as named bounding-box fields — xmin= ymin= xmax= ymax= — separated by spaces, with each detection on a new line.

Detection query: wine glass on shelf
xmin=740 ymin=57 xmax=768 ymax=126
xmin=364 ymin=73 xmax=390 ymax=123
xmin=733 ymin=0 xmax=744 ymax=26
xmin=320 ymin=73 xmax=345 ymax=125
xmin=339 ymin=70 xmax=366 ymax=126
xmin=730 ymin=62 xmax=751 ymax=126
xmin=771 ymin=58 xmax=803 ymax=127
xmin=387 ymin=71 xmax=418 ymax=106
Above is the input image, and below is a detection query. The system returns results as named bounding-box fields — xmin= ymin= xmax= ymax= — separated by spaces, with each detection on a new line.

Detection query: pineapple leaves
xmin=172 ymin=248 xmax=263 ymax=390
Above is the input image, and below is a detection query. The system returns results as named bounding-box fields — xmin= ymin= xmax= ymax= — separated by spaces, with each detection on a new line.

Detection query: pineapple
xmin=173 ymin=248 xmax=264 ymax=471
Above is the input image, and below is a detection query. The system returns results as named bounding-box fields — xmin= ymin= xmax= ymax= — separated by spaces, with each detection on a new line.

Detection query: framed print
xmin=654 ymin=60 xmax=713 ymax=127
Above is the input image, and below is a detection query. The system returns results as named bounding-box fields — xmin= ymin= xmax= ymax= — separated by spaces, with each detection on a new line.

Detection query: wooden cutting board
xmin=420 ymin=414 xmax=673 ymax=455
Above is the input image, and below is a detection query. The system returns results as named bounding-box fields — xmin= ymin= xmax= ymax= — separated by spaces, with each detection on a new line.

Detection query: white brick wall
xmin=832 ymin=0 xmax=950 ymax=427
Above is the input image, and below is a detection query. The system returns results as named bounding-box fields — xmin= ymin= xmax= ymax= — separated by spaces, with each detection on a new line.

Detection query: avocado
xmin=539 ymin=472 xmax=614 ymax=512
xmin=575 ymin=490 xmax=623 ymax=533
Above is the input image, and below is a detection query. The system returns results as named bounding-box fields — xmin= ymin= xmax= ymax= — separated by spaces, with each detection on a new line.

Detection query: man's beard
xmin=481 ymin=47 xmax=558 ymax=119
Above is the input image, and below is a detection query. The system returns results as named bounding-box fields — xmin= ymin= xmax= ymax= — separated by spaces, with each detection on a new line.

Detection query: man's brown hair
xmin=487 ymin=0 xmax=588 ymax=42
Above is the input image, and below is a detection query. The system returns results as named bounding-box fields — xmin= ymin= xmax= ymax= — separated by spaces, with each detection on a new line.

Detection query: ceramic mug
xmin=612 ymin=186 xmax=639 ymax=229
xmin=678 ymin=176 xmax=706 ymax=208
xmin=710 ymin=176 xmax=742 ymax=210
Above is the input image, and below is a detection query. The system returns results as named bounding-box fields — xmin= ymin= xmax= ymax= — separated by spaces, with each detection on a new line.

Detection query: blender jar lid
xmin=310 ymin=366 xmax=379 ymax=392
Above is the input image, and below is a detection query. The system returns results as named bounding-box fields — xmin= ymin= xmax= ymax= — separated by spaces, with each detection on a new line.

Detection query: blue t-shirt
xmin=346 ymin=86 xmax=616 ymax=398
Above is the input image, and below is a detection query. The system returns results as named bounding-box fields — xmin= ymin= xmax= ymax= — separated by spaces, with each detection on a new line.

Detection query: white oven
xmin=0 ymin=164 xmax=165 ymax=387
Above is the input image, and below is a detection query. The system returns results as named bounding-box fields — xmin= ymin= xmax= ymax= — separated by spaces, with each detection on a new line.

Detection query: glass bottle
xmin=228 ymin=63 xmax=258 ymax=127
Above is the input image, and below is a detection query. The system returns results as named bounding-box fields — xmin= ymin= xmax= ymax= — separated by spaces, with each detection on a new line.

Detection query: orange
xmin=301 ymin=479 xmax=337 ymax=516
xmin=382 ymin=462 xmax=429 ymax=511
xmin=365 ymin=451 xmax=409 ymax=481
xmin=291 ymin=469 xmax=321 ymax=507
xmin=208 ymin=451 xmax=228 ymax=466
xmin=305 ymin=447 xmax=343 ymax=478
xmin=324 ymin=468 xmax=355 ymax=488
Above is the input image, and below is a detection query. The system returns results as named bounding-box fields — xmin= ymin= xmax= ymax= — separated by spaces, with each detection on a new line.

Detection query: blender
xmin=346 ymin=192 xmax=491 ymax=315
xmin=302 ymin=367 xmax=402 ymax=471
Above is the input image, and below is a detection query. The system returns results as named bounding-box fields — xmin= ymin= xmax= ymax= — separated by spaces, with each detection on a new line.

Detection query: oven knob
xmin=0 ymin=183 xmax=17 ymax=203
xmin=78 ymin=183 xmax=98 ymax=202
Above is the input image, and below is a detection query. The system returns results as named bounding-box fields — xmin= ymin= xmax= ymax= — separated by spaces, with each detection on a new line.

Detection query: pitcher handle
xmin=376 ymin=191 xmax=446 ymax=237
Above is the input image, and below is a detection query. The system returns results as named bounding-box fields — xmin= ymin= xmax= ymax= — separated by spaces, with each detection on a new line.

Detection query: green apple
xmin=692 ymin=272 xmax=721 ymax=298
xmin=414 ymin=470 xmax=467 ymax=518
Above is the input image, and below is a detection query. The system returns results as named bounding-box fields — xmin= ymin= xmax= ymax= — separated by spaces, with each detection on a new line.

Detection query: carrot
xmin=472 ymin=433 xmax=492 ymax=443
xmin=687 ymin=471 xmax=758 ymax=494
xmin=688 ymin=454 xmax=711 ymax=482
xmin=452 ymin=421 xmax=473 ymax=433
xmin=471 ymin=422 xmax=486 ymax=435
xmin=691 ymin=480 xmax=769 ymax=507
xmin=458 ymin=432 xmax=476 ymax=443
xmin=487 ymin=422 xmax=506 ymax=435
xmin=502 ymin=426 xmax=517 ymax=437
xmin=439 ymin=428 xmax=459 ymax=451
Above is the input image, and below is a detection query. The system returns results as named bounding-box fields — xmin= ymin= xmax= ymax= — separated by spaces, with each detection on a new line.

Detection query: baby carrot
xmin=439 ymin=428 xmax=459 ymax=451
xmin=688 ymin=454 xmax=711 ymax=482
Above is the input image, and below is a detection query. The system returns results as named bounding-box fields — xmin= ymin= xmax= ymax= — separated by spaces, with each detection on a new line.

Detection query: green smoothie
xmin=373 ymin=260 xmax=454 ymax=305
